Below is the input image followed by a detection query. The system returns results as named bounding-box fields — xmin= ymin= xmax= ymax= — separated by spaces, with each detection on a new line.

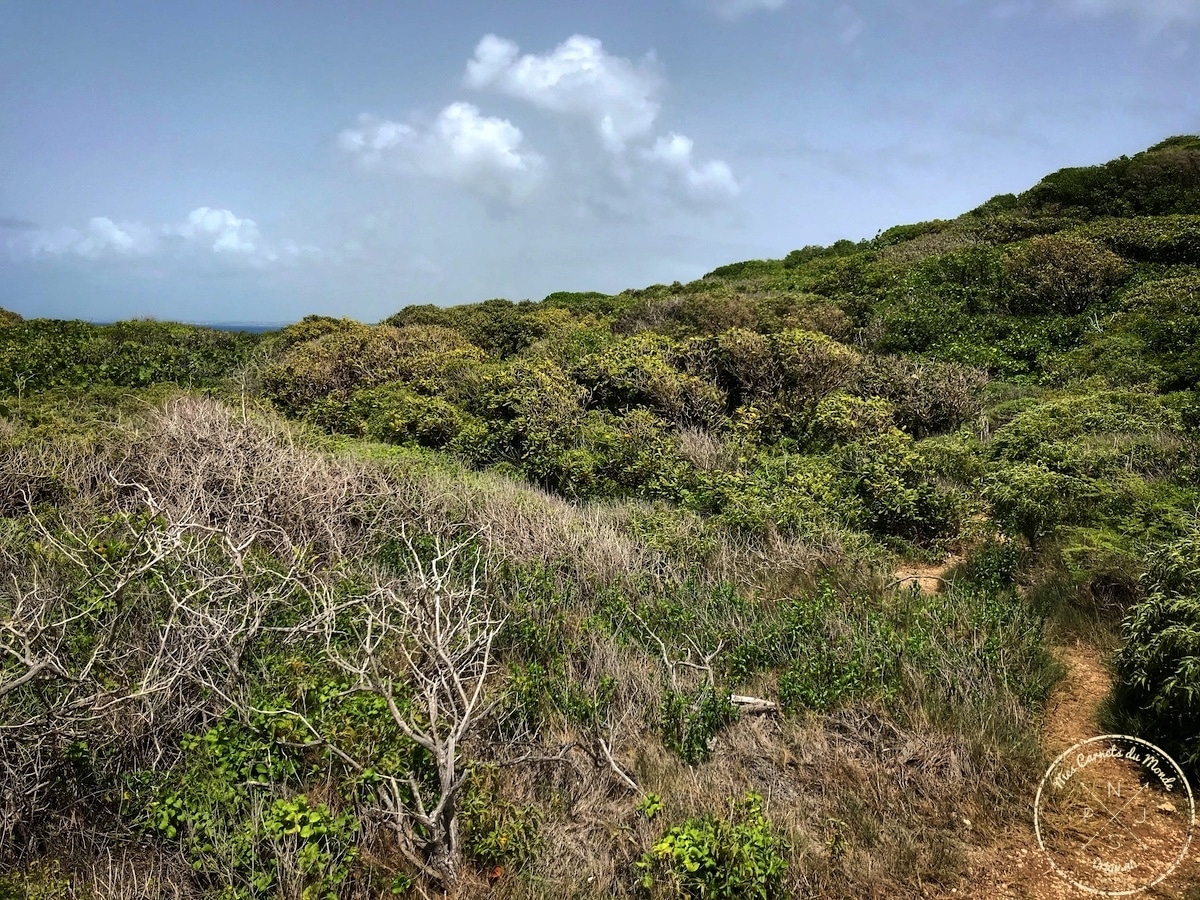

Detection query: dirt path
xmin=891 ymin=561 xmax=1196 ymax=898
xmin=943 ymin=643 xmax=1198 ymax=899
xmin=893 ymin=555 xmax=963 ymax=595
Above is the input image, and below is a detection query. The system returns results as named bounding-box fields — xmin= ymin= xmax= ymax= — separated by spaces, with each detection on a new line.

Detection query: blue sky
xmin=2 ymin=0 xmax=1198 ymax=324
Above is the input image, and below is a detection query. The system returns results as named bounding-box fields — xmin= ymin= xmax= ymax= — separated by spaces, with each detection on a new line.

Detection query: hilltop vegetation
xmin=0 ymin=137 xmax=1197 ymax=898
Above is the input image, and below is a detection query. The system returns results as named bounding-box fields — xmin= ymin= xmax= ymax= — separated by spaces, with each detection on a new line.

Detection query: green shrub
xmin=386 ymin=298 xmax=542 ymax=358
xmin=574 ymin=333 xmax=724 ymax=426
xmin=809 ymin=392 xmax=895 ymax=447
xmin=1068 ymin=276 xmax=1200 ymax=391
xmin=1004 ymin=234 xmax=1127 ymax=314
xmin=352 ymin=383 xmax=477 ymax=448
xmin=854 ymin=355 xmax=988 ymax=437
xmin=637 ymin=793 xmax=788 ymax=899
xmin=1112 ymin=519 xmax=1200 ymax=772
xmin=658 ymin=683 xmax=737 ymax=765
xmin=0 ymin=307 xmax=21 ymax=328
xmin=1076 ymin=215 xmax=1200 ymax=264
xmin=262 ymin=323 xmax=486 ymax=415
xmin=274 ymin=314 xmax=360 ymax=350
xmin=982 ymin=462 xmax=1103 ymax=547
xmin=833 ymin=430 xmax=962 ymax=543
xmin=0 ymin=319 xmax=260 ymax=394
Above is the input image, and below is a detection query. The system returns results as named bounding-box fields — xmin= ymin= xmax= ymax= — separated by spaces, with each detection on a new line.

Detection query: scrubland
xmin=1 ymin=136 xmax=1197 ymax=898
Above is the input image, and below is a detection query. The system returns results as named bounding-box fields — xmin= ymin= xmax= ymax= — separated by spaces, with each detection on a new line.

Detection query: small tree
xmin=311 ymin=531 xmax=503 ymax=886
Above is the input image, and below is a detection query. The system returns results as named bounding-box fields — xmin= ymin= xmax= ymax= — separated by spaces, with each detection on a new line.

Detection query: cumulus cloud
xmin=464 ymin=34 xmax=662 ymax=153
xmin=339 ymin=102 xmax=544 ymax=205
xmin=642 ymin=133 xmax=741 ymax=204
xmin=709 ymin=0 xmax=787 ymax=20
xmin=1059 ymin=0 xmax=1200 ymax=29
xmin=6 ymin=208 xmax=313 ymax=265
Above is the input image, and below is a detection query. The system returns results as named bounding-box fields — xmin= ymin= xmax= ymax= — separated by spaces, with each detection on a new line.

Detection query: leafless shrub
xmin=0 ymin=477 xmax=310 ymax=855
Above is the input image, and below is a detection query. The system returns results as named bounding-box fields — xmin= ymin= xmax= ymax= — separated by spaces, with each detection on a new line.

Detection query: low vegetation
xmin=1 ymin=136 xmax=1198 ymax=897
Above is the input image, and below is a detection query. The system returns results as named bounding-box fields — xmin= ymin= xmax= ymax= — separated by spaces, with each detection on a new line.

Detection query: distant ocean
xmin=201 ymin=323 xmax=289 ymax=333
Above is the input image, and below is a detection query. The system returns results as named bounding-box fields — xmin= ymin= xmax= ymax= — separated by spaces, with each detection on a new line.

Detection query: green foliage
xmin=575 ymin=333 xmax=724 ymax=426
xmin=1076 ymin=215 xmax=1200 ymax=265
xmin=1004 ymin=233 xmax=1127 ymax=314
xmin=703 ymin=259 xmax=783 ymax=280
xmin=352 ymin=382 xmax=477 ymax=448
xmin=460 ymin=768 xmax=543 ymax=872
xmin=1019 ymin=140 xmax=1200 ymax=218
xmin=875 ymin=219 xmax=952 ymax=248
xmin=659 ymin=683 xmax=737 ymax=765
xmin=146 ymin=719 xmax=359 ymax=899
xmin=1068 ymin=275 xmax=1200 ymax=390
xmin=0 ymin=319 xmax=260 ymax=394
xmin=262 ymin=323 xmax=486 ymax=416
xmin=637 ymin=793 xmax=788 ymax=899
xmin=1112 ymin=519 xmax=1200 ymax=772
xmin=385 ymin=298 xmax=543 ymax=358
xmin=275 ymin=315 xmax=360 ymax=349
xmin=854 ymin=355 xmax=988 ymax=437
xmin=782 ymin=238 xmax=872 ymax=268
xmin=0 ymin=307 xmax=21 ymax=328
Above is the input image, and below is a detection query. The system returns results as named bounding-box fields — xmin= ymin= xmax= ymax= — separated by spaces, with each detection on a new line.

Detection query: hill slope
xmin=0 ymin=138 xmax=1197 ymax=898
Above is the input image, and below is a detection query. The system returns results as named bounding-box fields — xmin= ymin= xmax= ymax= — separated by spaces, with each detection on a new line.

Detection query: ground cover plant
xmin=1 ymin=136 xmax=1198 ymax=898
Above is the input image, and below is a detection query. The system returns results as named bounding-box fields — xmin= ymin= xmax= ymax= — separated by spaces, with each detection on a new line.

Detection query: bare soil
xmin=942 ymin=643 xmax=1198 ymax=899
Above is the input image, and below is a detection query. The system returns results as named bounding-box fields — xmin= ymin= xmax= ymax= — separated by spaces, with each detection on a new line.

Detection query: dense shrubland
xmin=1 ymin=136 xmax=1198 ymax=898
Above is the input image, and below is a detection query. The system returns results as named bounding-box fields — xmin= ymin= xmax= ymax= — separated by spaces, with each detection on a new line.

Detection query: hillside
xmin=0 ymin=137 xmax=1197 ymax=898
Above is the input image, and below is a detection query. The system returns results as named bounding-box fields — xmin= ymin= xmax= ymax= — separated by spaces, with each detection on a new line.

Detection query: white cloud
xmin=464 ymin=34 xmax=662 ymax=153
xmin=1059 ymin=0 xmax=1200 ymax=29
xmin=6 ymin=208 xmax=312 ymax=265
xmin=339 ymin=102 xmax=544 ymax=205
xmin=642 ymin=133 xmax=741 ymax=204
xmin=710 ymin=0 xmax=787 ymax=20
xmin=171 ymin=207 xmax=264 ymax=255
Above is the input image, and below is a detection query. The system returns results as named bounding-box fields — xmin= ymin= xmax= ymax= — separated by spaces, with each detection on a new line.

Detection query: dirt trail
xmin=942 ymin=642 xmax=1196 ymax=898
xmin=892 ymin=562 xmax=1195 ymax=898
xmin=893 ymin=555 xmax=963 ymax=595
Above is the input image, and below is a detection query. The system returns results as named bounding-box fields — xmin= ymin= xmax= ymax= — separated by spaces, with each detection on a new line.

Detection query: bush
xmin=386 ymin=298 xmax=542 ymax=358
xmin=262 ymin=324 xmax=486 ymax=415
xmin=574 ymin=333 xmax=724 ymax=427
xmin=1076 ymin=215 xmax=1200 ymax=265
xmin=353 ymin=382 xmax=477 ymax=449
xmin=0 ymin=319 xmax=260 ymax=394
xmin=1004 ymin=234 xmax=1127 ymax=314
xmin=274 ymin=314 xmax=360 ymax=350
xmin=1111 ymin=519 xmax=1200 ymax=773
xmin=1068 ymin=276 xmax=1200 ymax=391
xmin=854 ymin=355 xmax=988 ymax=437
xmin=637 ymin=793 xmax=788 ymax=899
xmin=0 ymin=307 xmax=21 ymax=328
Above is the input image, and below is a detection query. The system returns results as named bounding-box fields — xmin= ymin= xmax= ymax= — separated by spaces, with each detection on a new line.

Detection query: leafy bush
xmin=637 ymin=793 xmax=788 ymax=899
xmin=0 ymin=307 xmax=21 ymax=328
xmin=1076 ymin=215 xmax=1200 ymax=264
xmin=0 ymin=319 xmax=260 ymax=394
xmin=854 ymin=355 xmax=988 ymax=437
xmin=274 ymin=314 xmax=360 ymax=350
xmin=262 ymin=323 xmax=486 ymax=415
xmin=352 ymin=382 xmax=477 ymax=448
xmin=574 ymin=333 xmax=724 ymax=426
xmin=1068 ymin=276 xmax=1200 ymax=390
xmin=1112 ymin=519 xmax=1200 ymax=773
xmin=658 ymin=683 xmax=737 ymax=765
xmin=1004 ymin=234 xmax=1127 ymax=314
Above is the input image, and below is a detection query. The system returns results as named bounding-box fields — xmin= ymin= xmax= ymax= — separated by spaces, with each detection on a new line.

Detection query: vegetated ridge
xmin=0 ymin=136 xmax=1197 ymax=898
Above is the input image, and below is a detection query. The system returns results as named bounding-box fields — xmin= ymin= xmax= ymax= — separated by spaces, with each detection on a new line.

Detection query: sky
xmin=2 ymin=0 xmax=1198 ymax=324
